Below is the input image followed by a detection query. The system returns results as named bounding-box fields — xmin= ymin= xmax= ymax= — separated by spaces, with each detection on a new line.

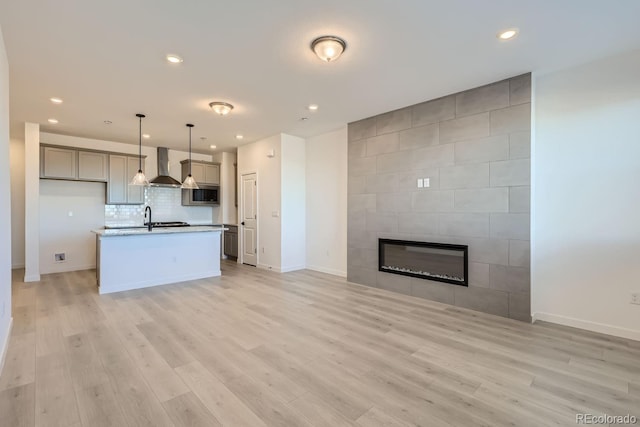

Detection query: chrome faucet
xmin=144 ymin=206 xmax=152 ymax=231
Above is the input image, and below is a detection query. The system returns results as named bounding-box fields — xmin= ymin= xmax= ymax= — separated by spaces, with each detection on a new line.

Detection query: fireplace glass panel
xmin=378 ymin=239 xmax=468 ymax=286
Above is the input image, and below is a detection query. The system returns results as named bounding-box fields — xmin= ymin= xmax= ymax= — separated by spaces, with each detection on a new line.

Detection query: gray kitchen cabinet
xmin=181 ymin=160 xmax=220 ymax=185
xmin=78 ymin=151 xmax=108 ymax=181
xmin=107 ymin=154 xmax=144 ymax=204
xmin=223 ymin=225 xmax=238 ymax=258
xmin=41 ymin=146 xmax=77 ymax=179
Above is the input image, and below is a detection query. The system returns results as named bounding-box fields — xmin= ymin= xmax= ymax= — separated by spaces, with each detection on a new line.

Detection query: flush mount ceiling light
xmin=497 ymin=28 xmax=519 ymax=40
xmin=130 ymin=114 xmax=149 ymax=186
xmin=182 ymin=124 xmax=199 ymax=189
xmin=47 ymin=118 xmax=59 ymax=124
xmin=209 ymin=101 xmax=234 ymax=116
xmin=166 ymin=54 xmax=183 ymax=64
xmin=311 ymin=36 xmax=346 ymax=62
xmin=50 ymin=97 xmax=63 ymax=104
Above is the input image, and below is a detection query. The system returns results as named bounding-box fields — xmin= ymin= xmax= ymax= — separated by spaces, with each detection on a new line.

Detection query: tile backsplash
xmin=105 ymin=186 xmax=215 ymax=227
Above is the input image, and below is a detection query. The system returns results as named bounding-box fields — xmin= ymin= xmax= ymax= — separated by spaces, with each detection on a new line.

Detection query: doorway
xmin=240 ymin=173 xmax=257 ymax=266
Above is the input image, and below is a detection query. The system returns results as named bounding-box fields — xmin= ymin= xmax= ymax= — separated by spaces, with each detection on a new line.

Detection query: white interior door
xmin=241 ymin=173 xmax=257 ymax=266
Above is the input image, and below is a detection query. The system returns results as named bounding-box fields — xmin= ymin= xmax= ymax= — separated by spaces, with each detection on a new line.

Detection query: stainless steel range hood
xmin=149 ymin=147 xmax=182 ymax=187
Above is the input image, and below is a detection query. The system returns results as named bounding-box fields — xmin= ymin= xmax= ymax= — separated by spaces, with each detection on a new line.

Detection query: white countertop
xmin=93 ymin=225 xmax=226 ymax=237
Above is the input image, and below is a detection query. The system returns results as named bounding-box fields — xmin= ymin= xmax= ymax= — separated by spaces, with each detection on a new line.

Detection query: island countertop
xmin=92 ymin=225 xmax=226 ymax=237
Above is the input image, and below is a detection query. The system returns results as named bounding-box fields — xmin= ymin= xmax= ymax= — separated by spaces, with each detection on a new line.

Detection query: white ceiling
xmin=2 ymin=0 xmax=640 ymax=154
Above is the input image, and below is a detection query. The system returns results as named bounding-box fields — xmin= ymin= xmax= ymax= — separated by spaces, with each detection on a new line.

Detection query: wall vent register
xmin=378 ymin=239 xmax=468 ymax=286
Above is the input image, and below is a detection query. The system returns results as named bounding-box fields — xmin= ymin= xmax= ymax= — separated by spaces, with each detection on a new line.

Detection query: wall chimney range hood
xmin=149 ymin=147 xmax=182 ymax=187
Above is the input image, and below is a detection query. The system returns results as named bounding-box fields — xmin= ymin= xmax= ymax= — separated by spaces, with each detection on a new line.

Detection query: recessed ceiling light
xmin=142 ymin=134 xmax=151 ymax=139
xmin=497 ymin=28 xmax=519 ymax=40
xmin=166 ymin=54 xmax=183 ymax=64
xmin=235 ymin=134 xmax=244 ymax=140
xmin=210 ymin=145 xmax=217 ymax=149
xmin=209 ymin=102 xmax=234 ymax=116
xmin=104 ymin=120 xmax=112 ymax=125
xmin=48 ymin=118 xmax=59 ymax=124
xmin=50 ymin=97 xmax=63 ymax=104
xmin=300 ymin=117 xmax=309 ymax=121
xmin=311 ymin=36 xmax=346 ymax=62
xmin=308 ymin=104 xmax=319 ymax=111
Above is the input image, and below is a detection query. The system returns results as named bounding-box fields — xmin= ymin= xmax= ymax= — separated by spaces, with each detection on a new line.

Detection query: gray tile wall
xmin=347 ymin=74 xmax=531 ymax=321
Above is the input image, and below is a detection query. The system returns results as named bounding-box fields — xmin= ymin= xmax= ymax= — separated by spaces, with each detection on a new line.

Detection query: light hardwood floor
xmin=1 ymin=261 xmax=639 ymax=427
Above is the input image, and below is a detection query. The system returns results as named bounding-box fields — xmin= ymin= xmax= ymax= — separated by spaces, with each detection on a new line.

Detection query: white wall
xmin=0 ymin=25 xmax=13 ymax=373
xmin=532 ymin=48 xmax=640 ymax=340
xmin=237 ymin=134 xmax=282 ymax=270
xmin=9 ymin=137 xmax=24 ymax=268
xmin=39 ymin=180 xmax=105 ymax=273
xmin=211 ymin=151 xmax=237 ymax=225
xmin=281 ymin=134 xmax=306 ymax=272
xmin=305 ymin=127 xmax=348 ymax=277
xmin=24 ymin=123 xmax=39 ymax=281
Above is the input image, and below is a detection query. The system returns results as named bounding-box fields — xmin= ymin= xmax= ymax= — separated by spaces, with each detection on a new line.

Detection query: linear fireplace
xmin=378 ymin=239 xmax=468 ymax=286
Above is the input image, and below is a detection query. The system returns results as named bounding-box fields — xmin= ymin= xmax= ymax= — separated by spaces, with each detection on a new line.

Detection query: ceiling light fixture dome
xmin=311 ymin=36 xmax=346 ymax=62
xmin=209 ymin=101 xmax=234 ymax=116
xmin=50 ymin=97 xmax=63 ymax=104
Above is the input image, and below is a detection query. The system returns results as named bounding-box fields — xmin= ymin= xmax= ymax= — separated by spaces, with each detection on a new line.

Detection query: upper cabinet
xmin=78 ymin=151 xmax=108 ymax=181
xmin=41 ymin=144 xmax=108 ymax=182
xmin=41 ymin=146 xmax=77 ymax=179
xmin=181 ymin=160 xmax=220 ymax=185
xmin=40 ymin=144 xmax=145 ymax=205
xmin=107 ymin=154 xmax=145 ymax=205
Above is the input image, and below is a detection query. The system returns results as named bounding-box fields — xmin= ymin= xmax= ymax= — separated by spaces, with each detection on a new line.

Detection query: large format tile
xmin=453 ymin=286 xmax=509 ymax=317
xmin=490 ymin=103 xmax=531 ymax=135
xmin=376 ymin=107 xmax=413 ymax=135
xmin=412 ymin=95 xmax=455 ymax=127
xmin=348 ymin=117 xmax=376 ymax=141
xmin=439 ymin=163 xmax=490 ymax=189
xmin=455 ymin=80 xmax=509 ymax=117
xmin=454 ymin=188 xmax=509 ymax=213
xmin=489 ymin=264 xmax=530 ymax=293
xmin=439 ymin=113 xmax=490 ymax=144
xmin=438 ymin=213 xmax=490 ymax=238
xmin=490 ymin=159 xmax=530 ymax=187
xmin=454 ymin=135 xmax=509 ymax=164
xmin=509 ymin=74 xmax=532 ymax=106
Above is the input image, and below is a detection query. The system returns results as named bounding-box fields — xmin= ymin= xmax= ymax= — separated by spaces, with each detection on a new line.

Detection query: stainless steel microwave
xmin=182 ymin=185 xmax=220 ymax=206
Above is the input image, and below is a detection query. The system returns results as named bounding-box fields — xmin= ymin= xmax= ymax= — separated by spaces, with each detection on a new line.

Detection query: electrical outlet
xmin=631 ymin=293 xmax=640 ymax=305
xmin=417 ymin=178 xmax=423 ymax=188
xmin=54 ymin=253 xmax=66 ymax=262
xmin=423 ymin=178 xmax=430 ymax=188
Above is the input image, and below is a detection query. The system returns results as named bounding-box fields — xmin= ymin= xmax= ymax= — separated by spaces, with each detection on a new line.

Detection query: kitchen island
xmin=92 ymin=226 xmax=225 ymax=294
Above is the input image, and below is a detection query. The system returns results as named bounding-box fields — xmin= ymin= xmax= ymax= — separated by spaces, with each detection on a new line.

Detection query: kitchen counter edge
xmin=92 ymin=225 xmax=227 ymax=237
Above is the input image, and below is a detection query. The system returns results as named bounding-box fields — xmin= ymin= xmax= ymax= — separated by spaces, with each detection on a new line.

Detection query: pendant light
xmin=130 ymin=113 xmax=149 ymax=185
xmin=181 ymin=123 xmax=199 ymax=189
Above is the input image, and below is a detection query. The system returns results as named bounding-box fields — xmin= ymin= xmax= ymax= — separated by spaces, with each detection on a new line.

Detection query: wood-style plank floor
xmin=1 ymin=261 xmax=639 ymax=427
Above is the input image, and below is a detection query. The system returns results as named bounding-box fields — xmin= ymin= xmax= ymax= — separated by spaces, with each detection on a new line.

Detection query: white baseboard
xmin=24 ymin=274 xmax=40 ymax=282
xmin=11 ymin=263 xmax=25 ymax=269
xmin=532 ymin=312 xmax=640 ymax=342
xmin=280 ymin=265 xmax=306 ymax=273
xmin=306 ymin=264 xmax=347 ymax=278
xmin=41 ymin=263 xmax=96 ymax=275
xmin=257 ymin=263 xmax=281 ymax=273
xmin=0 ymin=317 xmax=13 ymax=378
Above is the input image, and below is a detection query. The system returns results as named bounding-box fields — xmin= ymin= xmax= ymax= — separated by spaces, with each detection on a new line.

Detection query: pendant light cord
xmin=138 ymin=115 xmax=142 ymax=171
xmin=189 ymin=125 xmax=192 ymax=176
